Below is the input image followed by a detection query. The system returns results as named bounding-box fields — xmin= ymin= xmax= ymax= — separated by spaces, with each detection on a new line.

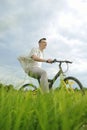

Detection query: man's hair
xmin=38 ymin=38 xmax=46 ymax=43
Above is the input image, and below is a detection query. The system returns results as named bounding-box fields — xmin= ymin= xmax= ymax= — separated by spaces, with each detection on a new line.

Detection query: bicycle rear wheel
xmin=19 ymin=83 xmax=37 ymax=91
xmin=64 ymin=76 xmax=85 ymax=94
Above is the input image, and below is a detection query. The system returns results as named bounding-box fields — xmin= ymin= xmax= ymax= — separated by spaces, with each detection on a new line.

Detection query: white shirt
xmin=18 ymin=47 xmax=44 ymax=73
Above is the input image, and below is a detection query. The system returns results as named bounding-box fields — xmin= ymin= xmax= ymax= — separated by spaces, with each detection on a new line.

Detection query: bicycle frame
xmin=48 ymin=61 xmax=67 ymax=89
xmin=21 ymin=59 xmax=84 ymax=95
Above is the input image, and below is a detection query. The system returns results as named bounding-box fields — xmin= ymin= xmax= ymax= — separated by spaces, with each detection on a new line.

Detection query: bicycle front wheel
xmin=64 ymin=76 xmax=85 ymax=94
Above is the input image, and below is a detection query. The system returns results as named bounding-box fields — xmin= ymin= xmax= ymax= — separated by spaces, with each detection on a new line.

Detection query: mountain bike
xmin=20 ymin=59 xmax=85 ymax=94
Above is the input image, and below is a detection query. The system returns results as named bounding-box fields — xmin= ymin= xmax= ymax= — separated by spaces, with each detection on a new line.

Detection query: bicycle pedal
xmin=32 ymin=89 xmax=37 ymax=95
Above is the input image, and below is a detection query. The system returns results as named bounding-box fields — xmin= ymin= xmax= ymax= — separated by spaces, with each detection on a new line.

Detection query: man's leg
xmin=28 ymin=67 xmax=49 ymax=93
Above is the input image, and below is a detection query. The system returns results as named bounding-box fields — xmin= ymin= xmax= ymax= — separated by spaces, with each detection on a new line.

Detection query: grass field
xmin=0 ymin=83 xmax=87 ymax=130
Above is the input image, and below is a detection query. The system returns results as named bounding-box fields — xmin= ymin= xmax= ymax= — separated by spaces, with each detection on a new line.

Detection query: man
xmin=18 ymin=38 xmax=53 ymax=93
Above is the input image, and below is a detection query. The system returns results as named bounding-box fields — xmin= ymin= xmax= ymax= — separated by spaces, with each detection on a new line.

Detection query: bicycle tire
xmin=64 ymin=76 xmax=85 ymax=94
xmin=19 ymin=83 xmax=37 ymax=91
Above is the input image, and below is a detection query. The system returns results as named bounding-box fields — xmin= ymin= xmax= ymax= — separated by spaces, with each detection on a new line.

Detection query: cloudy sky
xmin=0 ymin=0 xmax=87 ymax=88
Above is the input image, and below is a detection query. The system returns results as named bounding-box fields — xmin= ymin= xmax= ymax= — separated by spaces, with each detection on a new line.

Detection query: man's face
xmin=39 ymin=40 xmax=47 ymax=50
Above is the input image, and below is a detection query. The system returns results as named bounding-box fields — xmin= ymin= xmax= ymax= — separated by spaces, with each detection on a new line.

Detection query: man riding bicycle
xmin=18 ymin=38 xmax=53 ymax=93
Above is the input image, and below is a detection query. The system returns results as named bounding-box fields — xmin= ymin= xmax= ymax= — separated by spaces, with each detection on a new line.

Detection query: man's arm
xmin=31 ymin=55 xmax=53 ymax=63
xmin=31 ymin=55 xmax=47 ymax=62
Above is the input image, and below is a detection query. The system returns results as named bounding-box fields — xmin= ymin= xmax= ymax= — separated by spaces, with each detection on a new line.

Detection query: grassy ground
xmin=0 ymin=83 xmax=87 ymax=130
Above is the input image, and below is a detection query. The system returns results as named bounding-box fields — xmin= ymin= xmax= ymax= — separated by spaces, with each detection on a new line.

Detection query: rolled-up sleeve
xmin=29 ymin=48 xmax=38 ymax=58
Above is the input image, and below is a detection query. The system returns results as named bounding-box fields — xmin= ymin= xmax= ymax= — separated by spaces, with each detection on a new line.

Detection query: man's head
xmin=38 ymin=38 xmax=47 ymax=51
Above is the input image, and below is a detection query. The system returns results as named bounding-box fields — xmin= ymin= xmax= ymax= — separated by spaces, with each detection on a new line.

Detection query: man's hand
xmin=46 ymin=59 xmax=53 ymax=63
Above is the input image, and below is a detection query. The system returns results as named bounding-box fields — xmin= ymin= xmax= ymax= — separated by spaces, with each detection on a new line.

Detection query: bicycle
xmin=20 ymin=59 xmax=85 ymax=94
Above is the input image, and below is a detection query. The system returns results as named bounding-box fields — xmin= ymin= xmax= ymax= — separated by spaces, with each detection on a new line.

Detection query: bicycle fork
xmin=59 ymin=73 xmax=74 ymax=93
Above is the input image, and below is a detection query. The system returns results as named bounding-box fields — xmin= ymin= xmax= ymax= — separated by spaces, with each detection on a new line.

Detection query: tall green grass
xmin=0 ymin=84 xmax=87 ymax=130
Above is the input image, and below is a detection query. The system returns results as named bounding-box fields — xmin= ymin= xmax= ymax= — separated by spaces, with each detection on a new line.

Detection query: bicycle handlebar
xmin=52 ymin=59 xmax=72 ymax=64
